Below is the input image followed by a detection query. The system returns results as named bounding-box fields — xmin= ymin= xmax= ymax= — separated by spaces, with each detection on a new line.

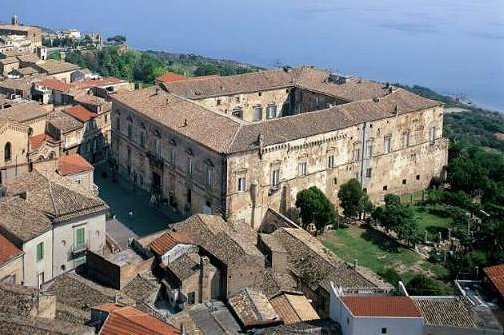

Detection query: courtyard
xmin=95 ymin=163 xmax=183 ymax=236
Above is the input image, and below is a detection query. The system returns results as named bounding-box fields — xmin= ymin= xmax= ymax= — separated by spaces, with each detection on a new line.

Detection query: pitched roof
xmin=47 ymin=110 xmax=83 ymax=133
xmin=6 ymin=170 xmax=108 ymax=223
xmin=0 ymin=233 xmax=23 ymax=266
xmin=149 ymin=231 xmax=193 ymax=256
xmin=0 ymin=101 xmax=51 ymax=123
xmin=71 ymin=77 xmax=125 ymax=89
xmin=35 ymin=60 xmax=80 ymax=75
xmin=483 ymin=264 xmax=504 ymax=298
xmin=0 ymin=56 xmax=18 ymax=65
xmin=156 ymin=72 xmax=187 ymax=83
xmin=57 ymin=154 xmax=93 ymax=176
xmin=63 ymin=104 xmax=96 ymax=122
xmin=0 ymin=197 xmax=52 ymax=243
xmin=38 ymin=78 xmax=73 ymax=92
xmin=30 ymin=133 xmax=57 ymax=150
xmin=166 ymin=253 xmax=200 ymax=282
xmin=228 ymin=288 xmax=280 ymax=328
xmin=0 ymin=24 xmax=41 ymax=33
xmin=16 ymin=53 xmax=41 ymax=64
xmin=341 ymin=295 xmax=421 ymax=318
xmin=112 ymin=88 xmax=242 ymax=153
xmin=95 ymin=304 xmax=180 ymax=335
xmin=269 ymin=292 xmax=319 ymax=325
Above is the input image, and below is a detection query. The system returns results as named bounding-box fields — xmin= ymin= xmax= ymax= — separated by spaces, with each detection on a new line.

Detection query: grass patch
xmin=411 ymin=205 xmax=453 ymax=241
xmin=319 ymin=225 xmax=451 ymax=292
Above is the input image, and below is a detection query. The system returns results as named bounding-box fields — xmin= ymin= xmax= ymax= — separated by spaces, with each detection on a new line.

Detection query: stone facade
xmin=111 ymin=68 xmax=448 ymax=229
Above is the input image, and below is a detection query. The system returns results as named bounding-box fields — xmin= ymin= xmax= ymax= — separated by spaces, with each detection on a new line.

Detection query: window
xmin=381 ymin=328 xmax=387 ymax=334
xmin=187 ymin=156 xmax=193 ymax=175
xmin=140 ymin=130 xmax=145 ymax=147
xmin=384 ymin=136 xmax=392 ymax=154
xmin=328 ymin=155 xmax=335 ymax=168
xmin=365 ymin=140 xmax=373 ymax=158
xmin=127 ymin=147 xmax=132 ymax=173
xmin=298 ymin=162 xmax=307 ymax=176
xmin=155 ymin=137 xmax=161 ymax=158
xmin=267 ymin=104 xmax=277 ymax=119
xmin=216 ymin=99 xmax=221 ymax=106
xmin=333 ymin=177 xmax=338 ymax=185
xmin=4 ymin=142 xmax=11 ymax=161
xmin=383 ymin=185 xmax=388 ymax=191
xmin=170 ymin=147 xmax=176 ymax=166
xmin=206 ymin=165 xmax=213 ymax=188
xmin=272 ymin=168 xmax=280 ymax=187
xmin=116 ymin=117 xmax=120 ymax=131
xmin=37 ymin=272 xmax=44 ymax=289
xmin=429 ymin=126 xmax=436 ymax=144
xmin=74 ymin=227 xmax=85 ymax=250
xmin=403 ymin=130 xmax=411 ymax=148
xmin=402 ymin=179 xmax=407 ymax=185
xmin=36 ymin=242 xmax=44 ymax=262
xmin=353 ymin=148 xmax=361 ymax=162
xmin=366 ymin=168 xmax=372 ymax=178
xmin=187 ymin=292 xmax=195 ymax=304
xmin=237 ymin=177 xmax=246 ymax=192
xmin=232 ymin=109 xmax=243 ymax=119
xmin=253 ymin=105 xmax=263 ymax=121
xmin=104 ymin=113 xmax=108 ymax=124
xmin=187 ymin=188 xmax=192 ymax=204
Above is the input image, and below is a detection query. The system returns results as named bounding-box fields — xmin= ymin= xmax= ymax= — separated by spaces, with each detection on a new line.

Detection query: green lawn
xmin=411 ymin=205 xmax=453 ymax=241
xmin=319 ymin=225 xmax=450 ymax=287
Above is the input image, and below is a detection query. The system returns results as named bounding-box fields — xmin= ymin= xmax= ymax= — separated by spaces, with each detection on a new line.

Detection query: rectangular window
xmin=353 ymin=148 xmax=361 ymax=162
xmin=155 ymin=138 xmax=161 ymax=157
xmin=272 ymin=169 xmax=280 ymax=187
xmin=366 ymin=140 xmax=373 ymax=159
xmin=403 ymin=130 xmax=411 ymax=148
xmin=298 ymin=162 xmax=307 ymax=176
xmin=36 ymin=242 xmax=44 ymax=262
xmin=140 ymin=131 xmax=145 ymax=147
xmin=366 ymin=168 xmax=372 ymax=178
xmin=267 ymin=105 xmax=277 ymax=119
xmin=187 ymin=188 xmax=192 ymax=204
xmin=170 ymin=147 xmax=176 ymax=166
xmin=187 ymin=292 xmax=195 ymax=304
xmin=384 ymin=136 xmax=392 ymax=154
xmin=328 ymin=155 xmax=335 ymax=168
xmin=206 ymin=165 xmax=213 ymax=188
xmin=127 ymin=123 xmax=132 ymax=139
xmin=187 ymin=157 xmax=193 ymax=175
xmin=253 ymin=106 xmax=263 ymax=121
xmin=237 ymin=177 xmax=246 ymax=192
xmin=429 ymin=126 xmax=436 ymax=144
xmin=75 ymin=227 xmax=85 ymax=250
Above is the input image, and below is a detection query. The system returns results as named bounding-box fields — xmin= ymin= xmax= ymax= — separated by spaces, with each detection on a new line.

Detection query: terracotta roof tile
xmin=96 ymin=304 xmax=180 ymax=335
xmin=57 ymin=154 xmax=93 ymax=176
xmin=0 ymin=101 xmax=51 ymax=123
xmin=341 ymin=296 xmax=421 ymax=317
xmin=47 ymin=110 xmax=83 ymax=133
xmin=483 ymin=264 xmax=504 ymax=297
xmin=63 ymin=104 xmax=96 ymax=122
xmin=0 ymin=233 xmax=23 ymax=266
xmin=71 ymin=77 xmax=125 ymax=89
xmin=149 ymin=231 xmax=193 ymax=256
xmin=269 ymin=292 xmax=319 ymax=325
xmin=38 ymin=78 xmax=73 ymax=92
xmin=0 ymin=197 xmax=52 ymax=242
xmin=34 ymin=60 xmax=80 ymax=75
xmin=156 ymin=72 xmax=187 ymax=83
xmin=228 ymin=288 xmax=281 ymax=328
xmin=30 ymin=133 xmax=57 ymax=150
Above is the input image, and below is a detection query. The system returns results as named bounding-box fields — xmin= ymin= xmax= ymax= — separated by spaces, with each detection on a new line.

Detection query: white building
xmin=330 ymin=285 xmax=423 ymax=335
xmin=0 ymin=170 xmax=108 ymax=287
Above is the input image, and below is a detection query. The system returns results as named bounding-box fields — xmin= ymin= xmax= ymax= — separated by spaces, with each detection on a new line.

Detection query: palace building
xmin=110 ymin=67 xmax=448 ymax=228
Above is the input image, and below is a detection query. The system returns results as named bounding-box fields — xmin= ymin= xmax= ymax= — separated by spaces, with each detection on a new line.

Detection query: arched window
xmin=4 ymin=142 xmax=11 ymax=161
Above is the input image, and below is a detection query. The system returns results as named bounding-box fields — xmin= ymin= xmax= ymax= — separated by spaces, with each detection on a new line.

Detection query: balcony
xmin=147 ymin=152 xmax=164 ymax=170
xmin=71 ymin=241 xmax=89 ymax=259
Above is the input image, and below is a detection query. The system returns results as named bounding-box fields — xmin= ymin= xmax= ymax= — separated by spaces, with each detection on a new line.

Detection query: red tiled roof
xmin=150 ymin=231 xmax=193 ymax=256
xmin=38 ymin=78 xmax=73 ymax=92
xmin=72 ymin=77 xmax=124 ymax=89
xmin=0 ymin=233 xmax=22 ymax=267
xmin=63 ymin=104 xmax=96 ymax=122
xmin=483 ymin=264 xmax=504 ymax=298
xmin=30 ymin=133 xmax=57 ymax=150
xmin=156 ymin=72 xmax=187 ymax=83
xmin=341 ymin=296 xmax=421 ymax=318
xmin=57 ymin=154 xmax=93 ymax=176
xmin=96 ymin=304 xmax=180 ymax=335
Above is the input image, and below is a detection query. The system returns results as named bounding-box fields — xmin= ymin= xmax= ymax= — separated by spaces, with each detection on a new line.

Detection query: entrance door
xmin=37 ymin=272 xmax=44 ymax=288
xmin=152 ymin=172 xmax=161 ymax=194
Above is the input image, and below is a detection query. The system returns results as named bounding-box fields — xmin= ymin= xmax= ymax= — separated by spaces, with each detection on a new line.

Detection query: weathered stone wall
xmin=196 ymin=88 xmax=292 ymax=122
xmin=0 ymin=255 xmax=23 ymax=285
xmin=0 ymin=123 xmax=29 ymax=184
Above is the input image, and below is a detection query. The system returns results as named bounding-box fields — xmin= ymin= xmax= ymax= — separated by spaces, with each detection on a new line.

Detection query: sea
xmin=2 ymin=0 xmax=504 ymax=112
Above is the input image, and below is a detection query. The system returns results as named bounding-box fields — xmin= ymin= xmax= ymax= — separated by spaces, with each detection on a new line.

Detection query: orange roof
xmin=156 ymin=72 xmax=187 ymax=83
xmin=150 ymin=231 xmax=193 ymax=256
xmin=0 ymin=233 xmax=22 ymax=267
xmin=63 ymin=104 xmax=96 ymax=122
xmin=341 ymin=296 xmax=421 ymax=318
xmin=58 ymin=154 xmax=93 ymax=176
xmin=30 ymin=133 xmax=57 ymax=150
xmin=484 ymin=264 xmax=504 ymax=297
xmin=72 ymin=77 xmax=125 ymax=89
xmin=96 ymin=304 xmax=180 ymax=335
xmin=38 ymin=78 xmax=73 ymax=92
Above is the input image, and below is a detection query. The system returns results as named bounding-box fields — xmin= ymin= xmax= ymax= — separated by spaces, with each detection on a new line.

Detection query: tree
xmin=378 ymin=268 xmax=402 ymax=287
xmin=338 ymin=179 xmax=366 ymax=218
xmin=407 ymin=275 xmax=443 ymax=295
xmin=107 ymin=35 xmax=127 ymax=44
xmin=295 ymin=186 xmax=337 ymax=231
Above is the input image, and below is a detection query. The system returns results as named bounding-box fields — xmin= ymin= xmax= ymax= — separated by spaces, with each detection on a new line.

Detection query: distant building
xmin=0 ymin=17 xmax=42 ymax=53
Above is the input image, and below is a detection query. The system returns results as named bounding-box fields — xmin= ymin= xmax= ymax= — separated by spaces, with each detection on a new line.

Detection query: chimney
xmin=180 ymin=324 xmax=186 ymax=335
xmin=353 ymin=259 xmax=358 ymax=269
xmin=155 ymin=87 xmax=161 ymax=95
xmin=199 ymin=256 xmax=212 ymax=303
